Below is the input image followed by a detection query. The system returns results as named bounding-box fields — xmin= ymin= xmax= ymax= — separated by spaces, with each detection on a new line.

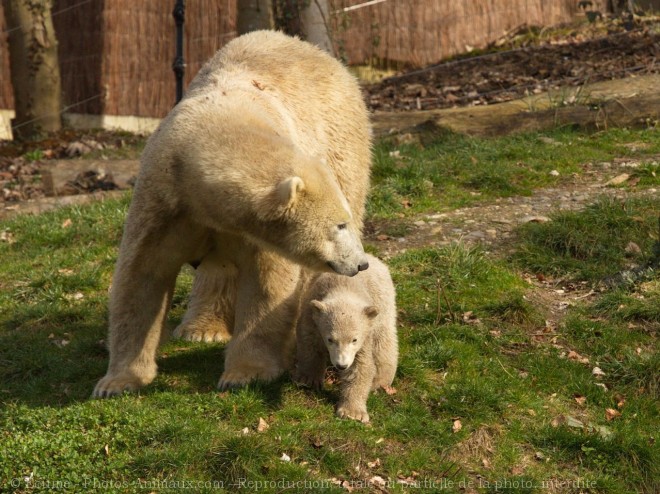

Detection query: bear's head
xmin=310 ymin=298 xmax=378 ymax=370
xmin=255 ymin=157 xmax=369 ymax=277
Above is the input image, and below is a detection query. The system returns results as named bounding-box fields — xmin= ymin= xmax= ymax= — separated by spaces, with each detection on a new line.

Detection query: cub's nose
xmin=357 ymin=260 xmax=369 ymax=272
xmin=335 ymin=364 xmax=348 ymax=371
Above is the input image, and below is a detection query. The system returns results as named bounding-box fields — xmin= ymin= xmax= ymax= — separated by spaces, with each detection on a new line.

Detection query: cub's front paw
xmin=336 ymin=404 xmax=370 ymax=423
xmin=292 ymin=369 xmax=324 ymax=390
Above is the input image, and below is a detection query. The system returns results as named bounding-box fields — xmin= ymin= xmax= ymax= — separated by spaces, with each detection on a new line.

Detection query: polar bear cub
xmin=295 ymin=254 xmax=397 ymax=423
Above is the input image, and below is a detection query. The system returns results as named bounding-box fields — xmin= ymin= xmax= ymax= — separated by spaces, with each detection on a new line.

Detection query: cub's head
xmin=256 ymin=156 xmax=369 ymax=276
xmin=311 ymin=298 xmax=378 ymax=370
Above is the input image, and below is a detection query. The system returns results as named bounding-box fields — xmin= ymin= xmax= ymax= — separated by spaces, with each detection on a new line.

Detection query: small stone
xmin=413 ymin=220 xmax=426 ymax=227
xmin=485 ymin=229 xmax=497 ymax=239
xmin=549 ymin=170 xmax=560 ymax=176
xmin=521 ymin=215 xmax=551 ymax=224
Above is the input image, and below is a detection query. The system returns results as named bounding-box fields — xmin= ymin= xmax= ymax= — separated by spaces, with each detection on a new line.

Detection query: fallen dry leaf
xmin=367 ymin=458 xmax=381 ymax=469
xmin=592 ymin=366 xmax=606 ymax=377
xmin=567 ymin=350 xmax=590 ymax=364
xmin=462 ymin=311 xmax=481 ymax=325
xmin=381 ymin=385 xmax=397 ymax=395
xmin=280 ymin=453 xmax=291 ymax=462
xmin=605 ymin=408 xmax=621 ymax=421
xmin=369 ymin=476 xmax=386 ymax=488
xmin=574 ymin=394 xmax=587 ymax=406
xmin=0 ymin=230 xmax=15 ymax=244
xmin=376 ymin=234 xmax=390 ymax=241
xmin=61 ymin=218 xmax=73 ymax=228
xmin=257 ymin=417 xmax=269 ymax=432
xmin=482 ymin=458 xmax=492 ymax=469
xmin=604 ymin=173 xmax=630 ymax=186
xmin=452 ymin=419 xmax=462 ymax=433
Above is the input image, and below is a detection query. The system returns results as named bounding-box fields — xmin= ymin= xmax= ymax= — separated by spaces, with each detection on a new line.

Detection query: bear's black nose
xmin=357 ymin=261 xmax=369 ymax=272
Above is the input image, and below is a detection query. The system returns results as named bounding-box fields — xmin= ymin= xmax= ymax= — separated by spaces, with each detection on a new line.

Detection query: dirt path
xmin=366 ymin=156 xmax=658 ymax=258
xmin=365 ymin=154 xmax=659 ymax=327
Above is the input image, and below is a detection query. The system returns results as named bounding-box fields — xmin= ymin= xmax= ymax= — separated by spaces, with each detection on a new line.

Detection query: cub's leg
xmin=336 ymin=350 xmax=376 ymax=423
xmin=293 ymin=311 xmax=328 ymax=390
xmin=93 ymin=207 xmax=208 ymax=398
xmin=218 ymin=248 xmax=302 ymax=389
xmin=372 ymin=325 xmax=398 ymax=390
xmin=173 ymin=255 xmax=237 ymax=343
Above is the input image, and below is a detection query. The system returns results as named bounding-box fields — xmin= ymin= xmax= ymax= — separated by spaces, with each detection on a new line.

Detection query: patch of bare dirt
xmin=365 ymin=25 xmax=659 ymax=112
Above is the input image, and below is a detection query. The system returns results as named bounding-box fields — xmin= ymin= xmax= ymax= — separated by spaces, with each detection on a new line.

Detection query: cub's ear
xmin=310 ymin=300 xmax=327 ymax=313
xmin=276 ymin=176 xmax=305 ymax=208
xmin=364 ymin=306 xmax=379 ymax=319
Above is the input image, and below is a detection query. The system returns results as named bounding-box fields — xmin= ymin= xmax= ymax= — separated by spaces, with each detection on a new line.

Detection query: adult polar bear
xmin=92 ymin=31 xmax=372 ymax=397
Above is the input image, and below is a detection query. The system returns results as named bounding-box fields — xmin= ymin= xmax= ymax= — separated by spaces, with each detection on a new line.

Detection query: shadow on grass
xmin=0 ymin=312 xmax=285 ymax=411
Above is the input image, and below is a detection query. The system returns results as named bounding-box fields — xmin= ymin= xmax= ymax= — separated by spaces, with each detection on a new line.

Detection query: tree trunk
xmin=237 ymin=0 xmax=275 ymax=35
xmin=300 ymin=0 xmax=333 ymax=54
xmin=3 ymin=0 xmax=62 ymax=140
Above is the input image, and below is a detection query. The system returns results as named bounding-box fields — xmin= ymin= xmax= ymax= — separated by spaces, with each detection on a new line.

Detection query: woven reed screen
xmin=0 ymin=0 xmax=236 ymax=119
xmin=332 ymin=0 xmax=582 ymax=67
xmin=1 ymin=1 xmax=589 ymax=119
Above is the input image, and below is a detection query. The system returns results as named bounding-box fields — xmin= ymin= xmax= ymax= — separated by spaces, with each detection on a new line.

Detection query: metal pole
xmin=172 ymin=0 xmax=186 ymax=105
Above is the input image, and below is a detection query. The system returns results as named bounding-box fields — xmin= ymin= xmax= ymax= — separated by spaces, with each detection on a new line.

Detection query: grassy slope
xmin=0 ymin=127 xmax=658 ymax=493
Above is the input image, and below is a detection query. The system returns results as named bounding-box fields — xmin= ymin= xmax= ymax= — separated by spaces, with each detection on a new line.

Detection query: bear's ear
xmin=276 ymin=176 xmax=305 ymax=208
xmin=311 ymin=300 xmax=327 ymax=313
xmin=364 ymin=306 xmax=379 ymax=319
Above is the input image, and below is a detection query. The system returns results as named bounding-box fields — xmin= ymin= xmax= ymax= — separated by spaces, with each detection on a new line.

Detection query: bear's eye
xmin=352 ymin=338 xmax=358 ymax=343
xmin=337 ymin=223 xmax=347 ymax=230
xmin=327 ymin=338 xmax=335 ymax=344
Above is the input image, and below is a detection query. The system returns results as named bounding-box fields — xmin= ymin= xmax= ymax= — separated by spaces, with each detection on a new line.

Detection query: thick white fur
xmin=93 ymin=31 xmax=371 ymax=397
xmin=294 ymin=254 xmax=398 ymax=423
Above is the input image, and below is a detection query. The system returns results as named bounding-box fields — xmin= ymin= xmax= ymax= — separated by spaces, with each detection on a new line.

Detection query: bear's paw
xmin=336 ymin=404 xmax=370 ymax=423
xmin=173 ymin=320 xmax=231 ymax=343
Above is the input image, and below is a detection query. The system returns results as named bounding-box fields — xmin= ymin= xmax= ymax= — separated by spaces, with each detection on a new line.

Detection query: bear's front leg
xmin=93 ymin=206 xmax=208 ymax=398
xmin=336 ymin=351 xmax=376 ymax=423
xmin=218 ymin=249 xmax=302 ymax=390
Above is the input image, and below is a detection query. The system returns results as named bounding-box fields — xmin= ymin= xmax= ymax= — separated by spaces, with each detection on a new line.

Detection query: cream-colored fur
xmin=294 ymin=254 xmax=398 ymax=423
xmin=92 ymin=31 xmax=371 ymax=398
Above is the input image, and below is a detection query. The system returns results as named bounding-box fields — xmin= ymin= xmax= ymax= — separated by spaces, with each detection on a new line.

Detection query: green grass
xmin=1 ymin=127 xmax=658 ymax=493
xmin=368 ymin=127 xmax=660 ymax=219
xmin=513 ymin=196 xmax=660 ymax=282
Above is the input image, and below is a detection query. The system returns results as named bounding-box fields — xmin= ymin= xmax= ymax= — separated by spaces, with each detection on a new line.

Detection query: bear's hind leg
xmin=173 ymin=256 xmax=237 ymax=343
xmin=93 ymin=214 xmax=208 ymax=398
xmin=218 ymin=250 xmax=302 ymax=389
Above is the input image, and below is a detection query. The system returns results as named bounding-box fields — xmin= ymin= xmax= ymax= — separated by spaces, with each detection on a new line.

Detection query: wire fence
xmin=0 ymin=0 xmax=648 ymax=132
